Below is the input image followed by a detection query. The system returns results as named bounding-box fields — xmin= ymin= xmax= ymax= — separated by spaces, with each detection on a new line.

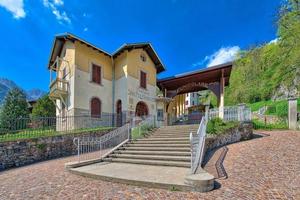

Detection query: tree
xmin=0 ymin=87 xmax=29 ymax=130
xmin=32 ymin=94 xmax=56 ymax=117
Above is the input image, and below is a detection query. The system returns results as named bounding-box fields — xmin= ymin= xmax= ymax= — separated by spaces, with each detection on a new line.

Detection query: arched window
xmin=90 ymin=97 xmax=101 ymax=118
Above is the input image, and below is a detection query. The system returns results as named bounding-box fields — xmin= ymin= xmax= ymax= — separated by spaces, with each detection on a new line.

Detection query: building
xmin=186 ymin=92 xmax=199 ymax=107
xmin=47 ymin=33 xmax=232 ymax=127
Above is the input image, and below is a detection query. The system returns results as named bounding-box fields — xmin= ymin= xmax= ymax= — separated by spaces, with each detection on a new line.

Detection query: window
xmin=192 ymin=101 xmax=194 ymax=106
xmin=92 ymin=64 xmax=101 ymax=84
xmin=157 ymin=109 xmax=164 ymax=121
xmin=140 ymin=71 xmax=147 ymax=89
xmin=140 ymin=53 xmax=147 ymax=62
xmin=91 ymin=97 xmax=101 ymax=118
xmin=185 ymin=100 xmax=188 ymax=105
xmin=62 ymin=68 xmax=67 ymax=79
xmin=186 ymin=93 xmax=189 ymax=97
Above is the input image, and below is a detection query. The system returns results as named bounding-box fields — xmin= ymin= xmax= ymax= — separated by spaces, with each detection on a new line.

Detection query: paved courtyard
xmin=0 ymin=130 xmax=299 ymax=200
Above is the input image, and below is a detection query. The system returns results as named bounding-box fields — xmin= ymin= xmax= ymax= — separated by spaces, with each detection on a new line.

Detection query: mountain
xmin=26 ymin=89 xmax=47 ymax=101
xmin=0 ymin=78 xmax=46 ymax=104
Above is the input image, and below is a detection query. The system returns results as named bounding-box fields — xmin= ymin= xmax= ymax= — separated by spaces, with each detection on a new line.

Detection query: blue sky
xmin=0 ymin=0 xmax=281 ymax=91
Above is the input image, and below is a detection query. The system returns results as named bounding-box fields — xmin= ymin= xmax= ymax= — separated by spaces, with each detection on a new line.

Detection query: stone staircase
xmin=104 ymin=125 xmax=198 ymax=168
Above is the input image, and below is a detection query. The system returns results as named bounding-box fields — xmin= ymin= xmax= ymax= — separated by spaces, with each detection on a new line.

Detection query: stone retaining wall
xmin=205 ymin=122 xmax=253 ymax=151
xmin=0 ymin=129 xmax=112 ymax=171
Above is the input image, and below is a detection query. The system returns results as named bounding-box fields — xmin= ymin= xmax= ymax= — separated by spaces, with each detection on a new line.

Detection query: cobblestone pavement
xmin=0 ymin=130 xmax=299 ymax=200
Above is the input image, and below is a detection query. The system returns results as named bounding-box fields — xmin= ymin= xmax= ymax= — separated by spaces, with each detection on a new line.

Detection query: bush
xmin=252 ymin=119 xmax=288 ymax=130
xmin=32 ymin=95 xmax=56 ymax=117
xmin=207 ymin=118 xmax=238 ymax=135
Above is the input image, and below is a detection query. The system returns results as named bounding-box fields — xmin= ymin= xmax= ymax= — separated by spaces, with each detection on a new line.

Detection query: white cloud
xmin=43 ymin=0 xmax=71 ymax=24
xmin=206 ymin=46 xmax=240 ymax=67
xmin=0 ymin=0 xmax=26 ymax=19
xmin=53 ymin=0 xmax=63 ymax=6
xmin=191 ymin=46 xmax=240 ymax=69
xmin=269 ymin=38 xmax=278 ymax=44
xmin=83 ymin=27 xmax=88 ymax=32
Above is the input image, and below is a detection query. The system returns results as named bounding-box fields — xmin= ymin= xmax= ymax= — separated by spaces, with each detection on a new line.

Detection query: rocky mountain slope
xmin=0 ymin=78 xmax=46 ymax=104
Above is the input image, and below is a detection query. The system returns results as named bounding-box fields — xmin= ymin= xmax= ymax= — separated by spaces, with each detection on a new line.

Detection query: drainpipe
xmin=111 ymin=57 xmax=115 ymax=126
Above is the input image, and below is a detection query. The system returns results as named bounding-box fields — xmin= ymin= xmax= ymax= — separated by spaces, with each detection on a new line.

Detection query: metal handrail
xmin=190 ymin=109 xmax=208 ymax=174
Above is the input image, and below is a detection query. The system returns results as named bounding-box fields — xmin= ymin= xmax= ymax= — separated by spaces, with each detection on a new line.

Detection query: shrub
xmin=207 ymin=118 xmax=238 ymax=135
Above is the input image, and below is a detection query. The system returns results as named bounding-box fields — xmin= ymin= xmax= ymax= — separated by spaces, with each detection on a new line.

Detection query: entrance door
xmin=135 ymin=101 xmax=149 ymax=117
xmin=116 ymin=100 xmax=122 ymax=127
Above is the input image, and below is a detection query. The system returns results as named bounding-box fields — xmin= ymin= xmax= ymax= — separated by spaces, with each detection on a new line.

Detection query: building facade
xmin=48 ymin=33 xmax=165 ymax=127
xmin=47 ymin=33 xmax=233 ymax=128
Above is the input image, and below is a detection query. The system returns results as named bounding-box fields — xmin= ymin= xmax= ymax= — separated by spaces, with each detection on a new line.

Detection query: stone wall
xmin=205 ymin=122 xmax=253 ymax=151
xmin=0 ymin=129 xmax=112 ymax=171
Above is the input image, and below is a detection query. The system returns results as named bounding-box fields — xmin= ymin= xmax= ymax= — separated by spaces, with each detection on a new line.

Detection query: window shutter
xmin=140 ymin=71 xmax=146 ymax=89
xmin=92 ymin=64 xmax=101 ymax=84
xmin=91 ymin=98 xmax=101 ymax=118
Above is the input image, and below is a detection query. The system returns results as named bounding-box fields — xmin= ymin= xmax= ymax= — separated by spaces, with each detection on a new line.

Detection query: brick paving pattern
xmin=0 ymin=130 xmax=299 ymax=200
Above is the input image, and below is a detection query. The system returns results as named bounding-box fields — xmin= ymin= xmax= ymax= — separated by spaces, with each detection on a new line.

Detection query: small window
xmin=140 ymin=53 xmax=147 ymax=62
xmin=157 ymin=109 xmax=164 ymax=121
xmin=92 ymin=64 xmax=101 ymax=84
xmin=91 ymin=97 xmax=101 ymax=118
xmin=140 ymin=71 xmax=147 ymax=89
xmin=186 ymin=93 xmax=189 ymax=97
xmin=62 ymin=68 xmax=67 ymax=79
xmin=185 ymin=101 xmax=188 ymax=105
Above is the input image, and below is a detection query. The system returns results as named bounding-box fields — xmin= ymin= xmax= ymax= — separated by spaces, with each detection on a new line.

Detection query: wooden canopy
xmin=157 ymin=62 xmax=233 ymax=98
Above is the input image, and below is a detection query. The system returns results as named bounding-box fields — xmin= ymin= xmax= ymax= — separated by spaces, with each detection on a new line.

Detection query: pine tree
xmin=32 ymin=94 xmax=56 ymax=117
xmin=0 ymin=87 xmax=29 ymax=131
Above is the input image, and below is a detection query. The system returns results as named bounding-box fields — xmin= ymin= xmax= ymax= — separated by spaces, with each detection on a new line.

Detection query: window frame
xmin=90 ymin=97 xmax=102 ymax=118
xmin=139 ymin=70 xmax=147 ymax=89
xmin=157 ymin=109 xmax=164 ymax=121
xmin=90 ymin=63 xmax=102 ymax=85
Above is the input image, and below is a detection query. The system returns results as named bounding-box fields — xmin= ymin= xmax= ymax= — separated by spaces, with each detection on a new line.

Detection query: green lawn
xmin=252 ymin=119 xmax=288 ymax=130
xmin=0 ymin=127 xmax=113 ymax=142
xmin=247 ymin=98 xmax=300 ymax=117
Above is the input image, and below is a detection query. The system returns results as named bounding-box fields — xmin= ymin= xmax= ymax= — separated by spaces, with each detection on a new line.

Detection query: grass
xmin=206 ymin=118 xmax=239 ymax=135
xmin=131 ymin=124 xmax=154 ymax=140
xmin=247 ymin=98 xmax=300 ymax=113
xmin=252 ymin=119 xmax=288 ymax=130
xmin=0 ymin=126 xmax=113 ymax=142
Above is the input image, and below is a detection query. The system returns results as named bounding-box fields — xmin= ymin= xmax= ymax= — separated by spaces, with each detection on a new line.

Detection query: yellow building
xmin=47 ymin=33 xmax=232 ymax=127
xmin=48 ymin=33 xmax=165 ymax=127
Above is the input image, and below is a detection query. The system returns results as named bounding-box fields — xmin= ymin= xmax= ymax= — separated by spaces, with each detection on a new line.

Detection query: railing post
xmin=77 ymin=139 xmax=80 ymax=163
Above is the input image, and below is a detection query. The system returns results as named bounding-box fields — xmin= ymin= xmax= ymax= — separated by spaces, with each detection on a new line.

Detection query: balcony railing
xmin=49 ymin=78 xmax=68 ymax=98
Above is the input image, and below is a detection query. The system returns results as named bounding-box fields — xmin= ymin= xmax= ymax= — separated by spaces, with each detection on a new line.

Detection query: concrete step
xmin=121 ymin=146 xmax=190 ymax=152
xmin=114 ymin=150 xmax=191 ymax=156
xmin=150 ymin=134 xmax=192 ymax=137
xmin=131 ymin=140 xmax=189 ymax=144
xmin=103 ymin=158 xmax=190 ymax=168
xmin=110 ymin=154 xmax=190 ymax=162
xmin=149 ymin=135 xmax=190 ymax=138
xmin=126 ymin=143 xmax=190 ymax=148
xmin=134 ymin=137 xmax=190 ymax=141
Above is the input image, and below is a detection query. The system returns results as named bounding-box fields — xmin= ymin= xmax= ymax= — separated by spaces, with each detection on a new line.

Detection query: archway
xmin=135 ymin=101 xmax=149 ymax=117
xmin=116 ymin=100 xmax=122 ymax=126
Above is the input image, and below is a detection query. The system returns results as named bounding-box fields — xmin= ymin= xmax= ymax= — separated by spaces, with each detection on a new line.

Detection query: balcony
xmin=49 ymin=78 xmax=68 ymax=99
